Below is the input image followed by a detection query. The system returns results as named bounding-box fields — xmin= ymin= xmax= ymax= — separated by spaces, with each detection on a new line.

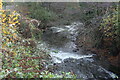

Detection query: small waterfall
xmin=41 ymin=22 xmax=118 ymax=79
xmin=50 ymin=49 xmax=94 ymax=63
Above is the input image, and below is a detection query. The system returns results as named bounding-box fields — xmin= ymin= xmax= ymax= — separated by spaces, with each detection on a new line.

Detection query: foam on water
xmin=50 ymin=50 xmax=94 ymax=63
xmin=42 ymin=22 xmax=118 ymax=79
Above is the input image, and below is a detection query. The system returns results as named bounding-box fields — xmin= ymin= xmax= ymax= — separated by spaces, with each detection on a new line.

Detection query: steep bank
xmin=4 ymin=2 xmax=119 ymax=79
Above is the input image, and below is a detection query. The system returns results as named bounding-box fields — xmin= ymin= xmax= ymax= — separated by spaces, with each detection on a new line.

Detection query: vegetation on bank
xmin=0 ymin=8 xmax=76 ymax=78
xmin=0 ymin=9 xmax=42 ymax=78
xmin=99 ymin=5 xmax=120 ymax=55
xmin=19 ymin=2 xmax=120 ymax=57
xmin=0 ymin=2 xmax=119 ymax=78
xmin=77 ymin=3 xmax=120 ymax=56
xmin=14 ymin=2 xmax=58 ymax=28
xmin=77 ymin=2 xmax=120 ymax=76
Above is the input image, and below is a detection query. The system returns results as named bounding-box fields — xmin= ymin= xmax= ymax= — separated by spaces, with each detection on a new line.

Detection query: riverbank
xmin=40 ymin=22 xmax=118 ymax=79
xmin=2 ymin=2 xmax=119 ymax=79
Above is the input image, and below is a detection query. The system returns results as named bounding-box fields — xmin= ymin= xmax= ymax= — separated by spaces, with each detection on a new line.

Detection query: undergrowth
xmin=0 ymin=9 xmax=76 ymax=79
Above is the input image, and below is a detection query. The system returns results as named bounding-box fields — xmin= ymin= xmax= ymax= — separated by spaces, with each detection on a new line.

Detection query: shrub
xmin=99 ymin=5 xmax=120 ymax=56
xmin=23 ymin=3 xmax=57 ymax=22
xmin=0 ymin=9 xmax=76 ymax=79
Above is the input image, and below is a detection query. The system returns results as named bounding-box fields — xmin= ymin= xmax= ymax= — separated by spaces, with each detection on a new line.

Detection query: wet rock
xmin=73 ymin=49 xmax=77 ymax=52
xmin=53 ymin=63 xmax=56 ymax=65
xmin=71 ymin=40 xmax=75 ymax=42
xmin=41 ymin=21 xmax=117 ymax=79
xmin=73 ymin=49 xmax=79 ymax=52
xmin=51 ymin=58 xmax=114 ymax=79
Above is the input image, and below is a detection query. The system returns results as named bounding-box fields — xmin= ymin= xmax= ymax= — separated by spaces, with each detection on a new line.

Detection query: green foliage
xmin=79 ymin=3 xmax=99 ymax=23
xmin=25 ymin=2 xmax=57 ymax=22
xmin=99 ymin=6 xmax=119 ymax=38
xmin=98 ymin=5 xmax=120 ymax=55
xmin=40 ymin=71 xmax=76 ymax=78
xmin=0 ymin=9 xmax=76 ymax=79
xmin=52 ymin=50 xmax=59 ymax=53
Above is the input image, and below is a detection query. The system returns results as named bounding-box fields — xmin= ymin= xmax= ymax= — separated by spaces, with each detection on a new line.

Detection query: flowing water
xmin=5 ymin=5 xmax=118 ymax=79
xmin=41 ymin=22 xmax=118 ymax=79
xmin=42 ymin=22 xmax=94 ymax=63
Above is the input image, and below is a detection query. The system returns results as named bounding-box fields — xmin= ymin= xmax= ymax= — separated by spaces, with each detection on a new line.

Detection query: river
xmin=4 ymin=5 xmax=118 ymax=79
xmin=40 ymin=22 xmax=118 ymax=79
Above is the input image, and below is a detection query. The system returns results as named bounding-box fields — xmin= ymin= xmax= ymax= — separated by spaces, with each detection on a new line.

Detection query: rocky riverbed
xmin=40 ymin=22 xmax=118 ymax=79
